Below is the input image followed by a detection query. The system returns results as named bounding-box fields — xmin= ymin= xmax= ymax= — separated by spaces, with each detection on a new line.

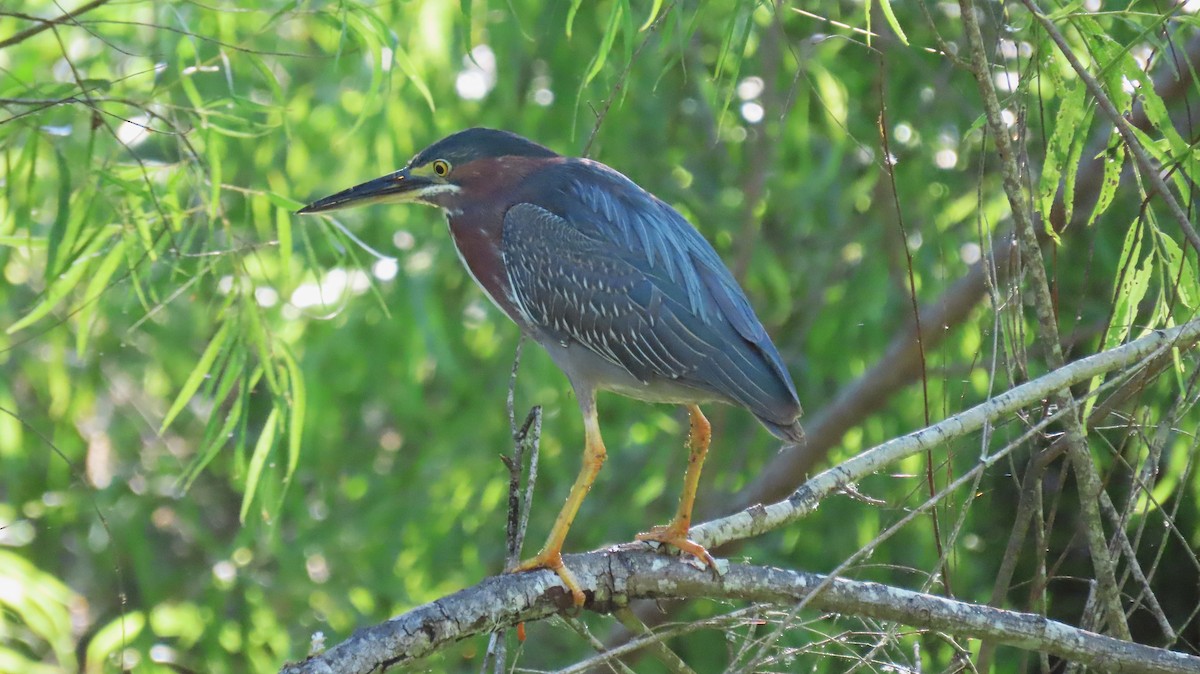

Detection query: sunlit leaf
xmin=85 ymin=612 xmax=145 ymax=673
xmin=180 ymin=361 xmax=256 ymax=493
xmin=240 ymin=407 xmax=280 ymax=522
xmin=0 ymin=235 xmax=46 ymax=248
xmin=640 ymin=0 xmax=664 ymax=31
xmin=160 ymin=320 xmax=232 ymax=433
xmin=281 ymin=347 xmax=305 ymax=483
xmin=45 ymin=147 xmax=72 ymax=280
xmin=583 ymin=2 xmax=623 ymax=88
xmin=876 ymin=0 xmax=909 ymax=45
xmin=6 ymin=227 xmax=118 ymax=334
xmin=75 ymin=236 xmax=128 ymax=355
xmin=276 ymin=205 xmax=293 ymax=277
xmin=565 ymin=0 xmax=585 ymax=38
xmin=1037 ymin=81 xmax=1085 ymax=237
xmin=1105 ymin=222 xmax=1153 ymax=352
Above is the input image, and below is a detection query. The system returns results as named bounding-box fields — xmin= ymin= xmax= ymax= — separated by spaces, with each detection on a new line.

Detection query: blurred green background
xmin=2 ymin=1 xmax=1198 ymax=672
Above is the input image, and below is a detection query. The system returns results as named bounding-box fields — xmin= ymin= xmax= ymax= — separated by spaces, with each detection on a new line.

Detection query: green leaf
xmin=242 ymin=296 xmax=281 ymax=394
xmin=7 ymin=227 xmax=117 ymax=334
xmin=1156 ymin=230 xmax=1199 ymax=310
xmin=85 ymin=612 xmax=145 ymax=673
xmin=180 ymin=359 xmax=255 ymax=493
xmin=1061 ymin=106 xmax=1093 ymax=228
xmin=640 ymin=0 xmax=664 ymax=31
xmin=281 ymin=346 xmax=305 ymax=485
xmin=207 ymin=131 xmax=223 ymax=221
xmin=877 ymin=0 xmax=909 ymax=45
xmin=714 ymin=3 xmax=751 ymax=81
xmin=160 ymin=321 xmax=232 ymax=433
xmin=1036 ymin=81 xmax=1086 ymax=235
xmin=240 ymin=407 xmax=279 ymax=523
xmin=565 ymin=0 xmax=585 ymax=38
xmin=1105 ymin=223 xmax=1152 ymax=352
xmin=0 ymin=235 xmax=46 ymax=248
xmin=274 ymin=346 xmax=306 ymax=516
xmin=276 ymin=205 xmax=293 ymax=277
xmin=1086 ymin=137 xmax=1125 ymax=228
xmin=392 ymin=42 xmax=436 ymax=113
xmin=459 ymin=0 xmax=474 ymax=56
xmin=0 ymin=648 xmax=63 ymax=674
xmin=266 ymin=190 xmax=305 ymax=212
xmin=75 ymin=236 xmax=128 ymax=356
xmin=45 ymin=147 xmax=72 ymax=279
xmin=583 ymin=2 xmax=624 ymax=88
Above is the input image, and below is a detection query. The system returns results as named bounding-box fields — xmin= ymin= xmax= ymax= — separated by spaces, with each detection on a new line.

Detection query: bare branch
xmin=694 ymin=317 xmax=1200 ymax=551
xmin=0 ymin=0 xmax=113 ymax=50
xmin=279 ymin=551 xmax=1200 ymax=674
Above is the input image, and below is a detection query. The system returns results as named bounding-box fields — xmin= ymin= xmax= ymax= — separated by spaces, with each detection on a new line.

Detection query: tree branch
xmin=0 ymin=0 xmax=113 ymax=50
xmin=696 ymin=317 xmax=1199 ymax=551
xmin=279 ymin=551 xmax=1200 ymax=674
xmin=279 ymin=318 xmax=1200 ymax=674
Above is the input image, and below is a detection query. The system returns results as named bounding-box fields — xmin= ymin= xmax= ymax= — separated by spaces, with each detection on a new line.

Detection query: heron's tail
xmin=757 ymin=415 xmax=806 ymax=445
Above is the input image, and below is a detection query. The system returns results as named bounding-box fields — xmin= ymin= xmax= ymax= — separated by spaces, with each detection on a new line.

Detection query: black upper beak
xmin=296 ymin=169 xmax=431 ymax=214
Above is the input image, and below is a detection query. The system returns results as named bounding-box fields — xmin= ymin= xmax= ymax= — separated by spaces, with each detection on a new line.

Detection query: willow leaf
xmin=160 ymin=321 xmax=232 ymax=433
xmin=240 ymin=407 xmax=279 ymax=523
xmin=7 ymin=228 xmax=115 ymax=334
xmin=75 ymin=237 xmax=128 ymax=356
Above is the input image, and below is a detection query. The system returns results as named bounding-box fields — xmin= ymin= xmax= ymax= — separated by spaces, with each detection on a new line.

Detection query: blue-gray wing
xmin=501 ymin=200 xmax=802 ymax=440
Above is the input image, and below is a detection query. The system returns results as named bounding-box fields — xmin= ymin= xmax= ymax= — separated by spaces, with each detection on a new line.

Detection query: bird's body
xmin=300 ymin=128 xmax=802 ymax=605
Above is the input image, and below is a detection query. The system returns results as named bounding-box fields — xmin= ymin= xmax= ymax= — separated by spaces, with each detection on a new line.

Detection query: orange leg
xmin=513 ymin=398 xmax=606 ymax=606
xmin=636 ymin=404 xmax=717 ymax=569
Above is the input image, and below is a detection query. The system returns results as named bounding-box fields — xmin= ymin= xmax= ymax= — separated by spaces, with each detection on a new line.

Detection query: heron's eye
xmin=432 ymin=159 xmax=451 ymax=177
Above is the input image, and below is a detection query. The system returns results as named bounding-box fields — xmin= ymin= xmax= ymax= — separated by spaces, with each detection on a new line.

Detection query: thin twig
xmin=581 ymin=0 xmax=679 ymax=156
xmin=612 ymin=608 xmax=697 ymax=674
xmin=955 ymin=0 xmax=1131 ymax=639
xmin=876 ymin=58 xmax=945 ymax=596
xmin=483 ymin=339 xmax=538 ymax=674
xmin=559 ymin=615 xmax=637 ymax=674
xmin=0 ymin=0 xmax=112 ymax=50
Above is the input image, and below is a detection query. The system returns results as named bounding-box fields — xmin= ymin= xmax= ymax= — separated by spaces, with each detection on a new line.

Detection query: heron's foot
xmin=636 ymin=523 xmax=718 ymax=570
xmin=513 ymin=550 xmax=586 ymax=607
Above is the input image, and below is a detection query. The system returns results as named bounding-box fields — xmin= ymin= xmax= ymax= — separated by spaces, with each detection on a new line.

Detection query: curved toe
xmin=513 ymin=550 xmax=586 ymax=607
xmin=636 ymin=524 xmax=718 ymax=570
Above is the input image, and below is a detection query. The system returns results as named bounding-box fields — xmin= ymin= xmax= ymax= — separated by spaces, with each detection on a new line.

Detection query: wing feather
xmin=501 ymin=199 xmax=800 ymax=429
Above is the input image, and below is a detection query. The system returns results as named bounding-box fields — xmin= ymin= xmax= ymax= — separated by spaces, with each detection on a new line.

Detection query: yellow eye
xmin=432 ymin=159 xmax=451 ymax=177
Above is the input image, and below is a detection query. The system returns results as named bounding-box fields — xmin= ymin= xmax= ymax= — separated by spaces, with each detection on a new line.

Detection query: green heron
xmin=299 ymin=128 xmax=803 ymax=605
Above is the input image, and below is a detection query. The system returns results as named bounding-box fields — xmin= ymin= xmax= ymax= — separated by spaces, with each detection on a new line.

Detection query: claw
xmin=636 ymin=523 xmax=718 ymax=570
xmin=513 ymin=550 xmax=586 ymax=606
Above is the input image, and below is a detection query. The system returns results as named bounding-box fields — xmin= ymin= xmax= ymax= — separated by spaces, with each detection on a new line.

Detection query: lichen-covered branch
xmin=693 ymin=317 xmax=1200 ymax=551
xmin=279 ymin=551 xmax=1200 ymax=674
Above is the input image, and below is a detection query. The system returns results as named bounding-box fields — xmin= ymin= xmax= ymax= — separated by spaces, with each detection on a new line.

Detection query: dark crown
xmin=412 ymin=128 xmax=559 ymax=167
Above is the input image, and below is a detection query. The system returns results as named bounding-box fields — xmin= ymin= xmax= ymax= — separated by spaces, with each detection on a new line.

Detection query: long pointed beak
xmin=296 ymin=169 xmax=432 ymax=214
